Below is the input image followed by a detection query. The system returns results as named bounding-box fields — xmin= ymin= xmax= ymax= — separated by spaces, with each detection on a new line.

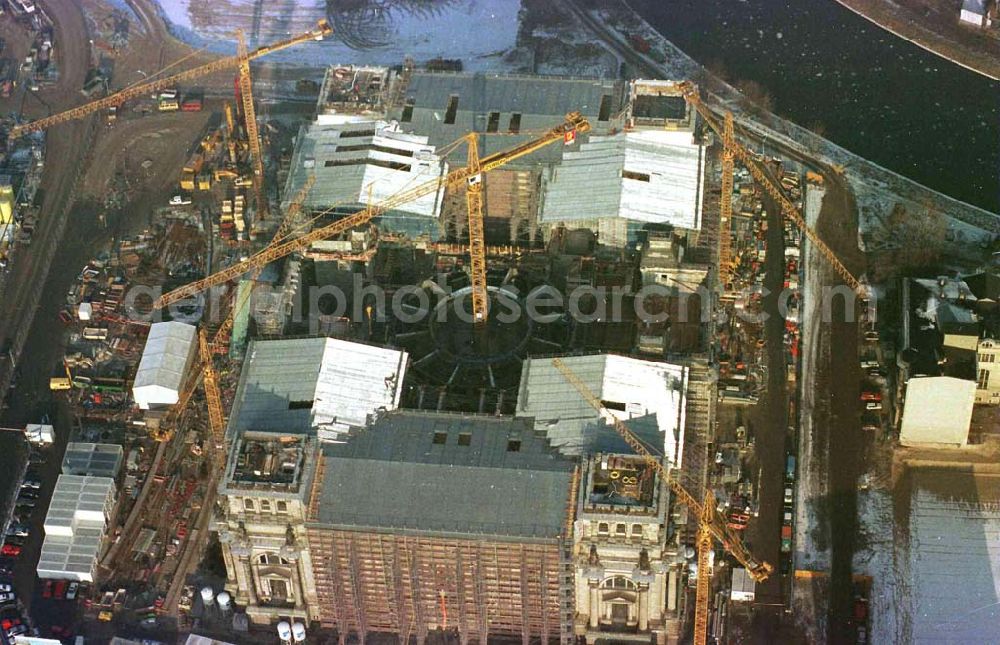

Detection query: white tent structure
xmin=899 ymin=376 xmax=975 ymax=447
xmin=132 ymin=321 xmax=197 ymax=410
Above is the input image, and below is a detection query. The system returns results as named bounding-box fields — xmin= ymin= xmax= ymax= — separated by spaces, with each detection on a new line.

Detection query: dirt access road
xmin=0 ymin=0 xmax=94 ymax=397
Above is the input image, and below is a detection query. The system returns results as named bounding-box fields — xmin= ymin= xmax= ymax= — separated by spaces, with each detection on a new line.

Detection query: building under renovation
xmin=574 ymin=453 xmax=680 ymax=644
xmin=305 ymin=411 xmax=578 ymax=644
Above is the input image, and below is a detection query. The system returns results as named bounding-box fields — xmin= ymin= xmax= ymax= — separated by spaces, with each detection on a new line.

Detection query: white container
xmin=200 ymin=586 xmax=214 ymax=605
xmin=78 ymin=302 xmax=93 ymax=321
xmin=277 ymin=621 xmax=292 ymax=643
xmin=217 ymin=591 xmax=231 ymax=611
xmin=292 ymin=622 xmax=306 ymax=642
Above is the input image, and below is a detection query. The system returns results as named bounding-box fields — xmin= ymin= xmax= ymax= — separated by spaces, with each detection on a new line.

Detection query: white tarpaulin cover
xmin=132 ymin=321 xmax=196 ymax=410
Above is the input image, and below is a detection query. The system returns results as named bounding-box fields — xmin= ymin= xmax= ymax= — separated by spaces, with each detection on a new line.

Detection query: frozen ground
xmin=854 ymin=488 xmax=901 ymax=645
xmin=791 ymin=184 xmax=831 ymax=642
xmin=152 ymin=0 xmax=521 ymax=70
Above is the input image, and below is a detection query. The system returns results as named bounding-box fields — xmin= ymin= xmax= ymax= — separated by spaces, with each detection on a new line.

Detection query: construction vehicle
xmin=550 ymin=357 xmax=771 ymax=645
xmin=8 ymin=20 xmax=332 ymax=139
xmin=48 ymin=361 xmax=72 ymax=391
xmin=678 ymin=83 xmax=866 ymax=298
xmin=154 ymin=113 xmax=591 ymax=309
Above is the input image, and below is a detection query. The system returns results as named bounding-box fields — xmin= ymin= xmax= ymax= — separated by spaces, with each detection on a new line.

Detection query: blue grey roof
xmin=312 ymin=411 xmax=576 ymax=539
xmin=228 ymin=338 xmax=325 ymax=436
xmin=389 ymin=72 xmax=626 ymax=164
xmin=963 ymin=0 xmax=988 ymax=14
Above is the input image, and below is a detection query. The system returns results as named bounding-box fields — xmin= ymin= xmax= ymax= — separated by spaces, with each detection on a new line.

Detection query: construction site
xmin=0 ymin=1 xmax=996 ymax=645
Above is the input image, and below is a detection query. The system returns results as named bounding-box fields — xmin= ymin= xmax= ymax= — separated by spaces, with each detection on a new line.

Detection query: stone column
xmin=637 ymin=584 xmax=649 ymax=632
xmin=589 ymin=582 xmax=600 ymax=628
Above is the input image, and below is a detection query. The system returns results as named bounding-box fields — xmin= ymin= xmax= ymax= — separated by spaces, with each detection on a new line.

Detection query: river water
xmin=630 ymin=0 xmax=1000 ymax=212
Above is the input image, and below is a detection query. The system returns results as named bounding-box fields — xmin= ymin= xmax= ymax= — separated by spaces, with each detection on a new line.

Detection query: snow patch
xmin=152 ymin=0 xmax=521 ymax=70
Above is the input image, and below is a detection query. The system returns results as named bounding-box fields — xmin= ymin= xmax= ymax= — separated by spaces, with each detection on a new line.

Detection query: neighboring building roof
xmin=913 ymin=277 xmax=977 ymax=304
xmin=962 ymin=0 xmax=988 ymax=15
xmin=283 ymin=117 xmax=447 ymax=227
xmin=43 ymin=475 xmax=115 ymax=536
xmin=228 ymin=337 xmax=408 ymax=442
xmin=312 ymin=411 xmax=575 ymax=539
xmin=61 ymin=442 xmax=123 ymax=479
xmin=37 ymin=475 xmax=116 ymax=582
xmin=903 ymin=467 xmax=1000 ymax=641
xmin=132 ymin=321 xmax=196 ymax=410
xmin=899 ymin=376 xmax=975 ymax=447
xmin=390 ymin=72 xmax=625 ymax=164
xmin=540 ymin=130 xmax=704 ymax=234
xmin=963 ymin=271 xmax=1000 ymax=302
xmin=515 ymin=354 xmax=688 ymax=464
xmin=36 ymin=526 xmax=104 ymax=582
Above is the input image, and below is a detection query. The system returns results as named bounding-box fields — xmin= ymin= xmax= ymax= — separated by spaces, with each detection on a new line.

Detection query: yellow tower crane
xmin=235 ymin=30 xmax=269 ymax=221
xmin=8 ymin=20 xmax=332 ymax=139
xmin=197 ymin=328 xmax=225 ymax=444
xmin=678 ymin=82 xmax=865 ymax=297
xmin=718 ymin=112 xmax=735 ymax=285
xmin=550 ymin=357 xmax=772 ymax=645
xmin=153 ymin=113 xmax=592 ymax=309
xmin=463 ymin=134 xmax=489 ymax=325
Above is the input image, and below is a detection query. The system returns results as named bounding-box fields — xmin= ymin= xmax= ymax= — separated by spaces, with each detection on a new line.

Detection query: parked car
xmin=865 ymin=402 xmax=883 ymax=411
xmin=53 ymin=580 xmax=66 ymax=599
xmin=18 ymin=490 xmax=38 ymax=500
xmin=66 ymin=581 xmax=78 ymax=600
xmin=0 ymin=545 xmax=20 ymax=557
xmin=42 ymin=581 xmax=52 ymax=599
xmin=860 ymin=391 xmax=882 ymax=402
xmin=3 ymin=537 xmax=24 ymax=548
xmin=15 ymin=499 xmax=35 ymax=509
xmin=20 ymin=479 xmax=40 ymax=490
xmin=6 ymin=525 xmax=28 ymax=538
xmin=783 ymin=486 xmax=794 ymax=504
xmin=0 ymin=592 xmax=13 ymax=604
xmin=0 ymin=584 xmax=10 ymax=593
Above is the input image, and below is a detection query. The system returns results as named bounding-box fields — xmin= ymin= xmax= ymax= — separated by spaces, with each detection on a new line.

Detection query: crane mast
xmin=8 ymin=20 xmax=333 ymax=139
xmin=198 ymin=329 xmax=225 ymax=443
xmin=464 ymin=134 xmax=489 ymax=325
xmin=154 ymin=113 xmax=591 ymax=309
xmin=235 ymin=30 xmax=269 ymax=221
xmin=719 ymin=112 xmax=735 ymax=285
xmin=694 ymin=490 xmax=715 ymax=645
xmin=678 ymin=82 xmax=864 ymax=297
xmin=550 ymin=358 xmax=773 ymax=582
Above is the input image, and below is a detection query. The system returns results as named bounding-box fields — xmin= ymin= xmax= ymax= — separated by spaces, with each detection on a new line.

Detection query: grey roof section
xmin=540 ymin=131 xmax=704 ymax=231
xmin=227 ymin=338 xmax=325 ymax=436
xmin=227 ymin=337 xmax=408 ymax=442
xmin=390 ymin=72 xmax=626 ymax=164
xmin=313 ymin=411 xmax=575 ymax=539
xmin=515 ymin=354 xmax=688 ymax=461
xmin=62 ymin=442 xmax=123 ymax=479
xmin=283 ymin=119 xmax=446 ymax=219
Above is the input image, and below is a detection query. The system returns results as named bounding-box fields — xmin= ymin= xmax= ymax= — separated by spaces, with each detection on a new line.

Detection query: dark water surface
xmin=630 ymin=0 xmax=1000 ymax=212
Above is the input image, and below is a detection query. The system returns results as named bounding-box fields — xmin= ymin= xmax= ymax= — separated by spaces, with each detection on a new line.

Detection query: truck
xmin=180 ymin=94 xmax=203 ymax=111
xmin=785 ymin=455 xmax=796 ymax=481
